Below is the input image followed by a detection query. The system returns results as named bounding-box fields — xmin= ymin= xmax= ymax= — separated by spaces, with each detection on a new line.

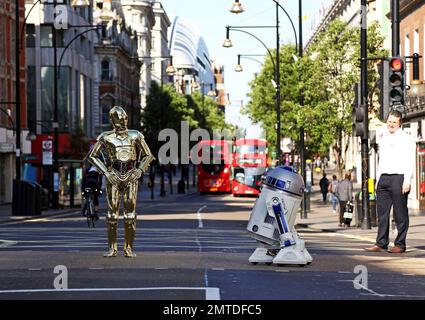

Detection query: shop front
xmin=23 ymin=133 xmax=85 ymax=208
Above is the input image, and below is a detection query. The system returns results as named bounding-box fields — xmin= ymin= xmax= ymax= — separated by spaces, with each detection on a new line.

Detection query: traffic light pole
xmin=360 ymin=0 xmax=371 ymax=229
xmin=391 ymin=0 xmax=400 ymax=57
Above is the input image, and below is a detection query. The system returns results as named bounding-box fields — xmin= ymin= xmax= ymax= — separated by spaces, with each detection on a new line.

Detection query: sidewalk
xmin=2 ymin=170 xmax=425 ymax=252
xmin=0 ymin=172 xmax=197 ymax=224
xmin=298 ymin=184 xmax=425 ymax=251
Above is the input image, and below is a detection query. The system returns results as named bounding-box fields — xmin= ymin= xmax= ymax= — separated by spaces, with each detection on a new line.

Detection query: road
xmin=1 ymin=192 xmax=425 ymax=303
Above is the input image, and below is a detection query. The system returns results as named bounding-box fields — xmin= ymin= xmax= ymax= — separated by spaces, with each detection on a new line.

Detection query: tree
xmin=242 ymin=20 xmax=387 ymax=174
xmin=304 ymin=19 xmax=387 ymax=175
xmin=142 ymin=82 xmax=230 ymax=161
xmin=189 ymin=91 xmax=229 ymax=134
xmin=242 ymin=44 xmax=299 ymax=159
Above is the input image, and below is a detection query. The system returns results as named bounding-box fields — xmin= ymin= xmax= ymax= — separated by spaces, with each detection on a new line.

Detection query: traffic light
xmin=352 ymin=83 xmax=368 ymax=140
xmin=379 ymin=56 xmax=406 ymax=120
xmin=389 ymin=56 xmax=405 ymax=106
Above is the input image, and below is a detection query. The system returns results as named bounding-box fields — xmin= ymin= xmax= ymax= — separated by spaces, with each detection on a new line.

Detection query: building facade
xmin=307 ymin=0 xmax=425 ymax=209
xmin=151 ymin=1 xmax=171 ymax=86
xmin=0 ymin=0 xmax=28 ymax=204
xmin=400 ymin=0 xmax=425 ymax=209
xmin=168 ymin=16 xmax=215 ymax=95
xmin=121 ymin=0 xmax=155 ymax=114
xmin=24 ymin=1 xmax=96 ymax=206
xmin=94 ymin=0 xmax=141 ymax=135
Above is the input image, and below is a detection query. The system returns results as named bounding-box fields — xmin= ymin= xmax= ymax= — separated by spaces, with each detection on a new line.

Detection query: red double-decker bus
xmin=232 ymin=138 xmax=268 ymax=196
xmin=196 ymin=140 xmax=232 ymax=194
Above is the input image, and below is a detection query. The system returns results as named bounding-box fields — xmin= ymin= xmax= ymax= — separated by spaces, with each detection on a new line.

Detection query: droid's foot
xmin=103 ymin=248 xmax=117 ymax=257
xmin=124 ymin=248 xmax=136 ymax=258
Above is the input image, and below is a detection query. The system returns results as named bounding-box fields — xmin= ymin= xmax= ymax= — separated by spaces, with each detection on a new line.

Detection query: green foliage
xmin=242 ymin=19 xmax=387 ymax=169
xmin=142 ymin=81 xmax=229 ymax=158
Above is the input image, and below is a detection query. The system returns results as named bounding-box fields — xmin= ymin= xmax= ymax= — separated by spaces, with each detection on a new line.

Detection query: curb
xmin=0 ymin=191 xmax=199 ymax=225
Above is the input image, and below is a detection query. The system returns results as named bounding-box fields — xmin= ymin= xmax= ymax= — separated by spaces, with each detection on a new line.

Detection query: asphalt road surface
xmin=1 ymin=193 xmax=425 ymax=302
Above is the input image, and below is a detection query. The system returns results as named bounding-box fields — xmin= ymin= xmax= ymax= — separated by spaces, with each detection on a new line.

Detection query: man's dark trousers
xmin=376 ymin=174 xmax=409 ymax=250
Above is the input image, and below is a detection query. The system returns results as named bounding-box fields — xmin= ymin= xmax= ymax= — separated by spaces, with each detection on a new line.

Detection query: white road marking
xmin=0 ymin=240 xmax=17 ymax=248
xmin=0 ymin=287 xmax=221 ymax=299
xmin=339 ymin=280 xmax=425 ymax=298
xmin=197 ymin=205 xmax=207 ymax=228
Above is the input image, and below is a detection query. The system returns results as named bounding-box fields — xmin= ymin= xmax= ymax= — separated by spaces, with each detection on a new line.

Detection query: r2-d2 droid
xmin=247 ymin=166 xmax=313 ymax=266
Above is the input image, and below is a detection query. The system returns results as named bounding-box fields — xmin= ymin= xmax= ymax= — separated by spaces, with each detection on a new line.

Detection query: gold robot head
xmin=109 ymin=106 xmax=128 ymax=132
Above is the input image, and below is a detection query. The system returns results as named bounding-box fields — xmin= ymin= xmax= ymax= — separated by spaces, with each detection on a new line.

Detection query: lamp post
xmin=224 ymin=24 xmax=281 ymax=163
xmin=234 ymin=54 xmax=264 ymax=72
xmin=52 ymin=0 xmax=92 ymax=207
xmin=49 ymin=0 xmax=110 ymax=207
xmin=15 ymin=0 xmax=21 ymax=181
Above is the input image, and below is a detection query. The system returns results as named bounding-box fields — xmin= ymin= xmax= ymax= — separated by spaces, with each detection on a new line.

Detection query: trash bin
xmin=354 ymin=191 xmax=377 ymax=227
xmin=33 ymin=182 xmax=49 ymax=210
xmin=12 ymin=179 xmax=41 ymax=216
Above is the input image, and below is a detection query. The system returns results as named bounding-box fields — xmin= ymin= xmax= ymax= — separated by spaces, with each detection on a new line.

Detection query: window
xmin=0 ymin=16 xmax=4 ymax=64
xmin=405 ymin=33 xmax=410 ymax=85
xmin=40 ymin=25 xmax=53 ymax=47
xmin=101 ymin=98 xmax=113 ymax=126
xmin=80 ymin=74 xmax=85 ymax=125
xmin=40 ymin=25 xmax=64 ymax=47
xmin=27 ymin=66 xmax=37 ymax=133
xmin=40 ymin=66 xmax=70 ymax=133
xmin=414 ymin=28 xmax=420 ymax=54
xmin=101 ymin=60 xmax=112 ymax=81
xmin=26 ymin=24 xmax=36 ymax=48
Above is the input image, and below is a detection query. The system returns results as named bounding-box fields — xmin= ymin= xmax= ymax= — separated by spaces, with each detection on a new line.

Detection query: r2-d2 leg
xmin=248 ymin=247 xmax=279 ymax=265
xmin=268 ymin=196 xmax=312 ymax=266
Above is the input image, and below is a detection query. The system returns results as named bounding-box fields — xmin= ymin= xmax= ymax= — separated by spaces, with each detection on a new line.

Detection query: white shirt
xmin=376 ymin=126 xmax=416 ymax=187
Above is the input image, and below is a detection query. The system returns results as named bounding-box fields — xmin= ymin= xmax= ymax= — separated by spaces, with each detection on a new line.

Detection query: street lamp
xmin=51 ymin=0 xmax=92 ymax=208
xmin=223 ymin=24 xmax=279 ymax=161
xmin=15 ymin=0 xmax=21 ymax=181
xmin=71 ymin=0 xmax=90 ymax=6
xmin=230 ymin=0 xmax=244 ymax=14
xmin=235 ymin=54 xmax=264 ymax=72
xmin=49 ymin=0 xmax=111 ymax=208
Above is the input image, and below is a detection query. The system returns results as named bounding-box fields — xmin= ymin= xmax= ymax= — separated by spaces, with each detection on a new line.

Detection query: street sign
xmin=42 ymin=140 xmax=53 ymax=165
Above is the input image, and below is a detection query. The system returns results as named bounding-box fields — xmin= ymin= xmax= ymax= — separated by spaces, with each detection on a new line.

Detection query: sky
xmin=160 ymin=0 xmax=332 ymax=138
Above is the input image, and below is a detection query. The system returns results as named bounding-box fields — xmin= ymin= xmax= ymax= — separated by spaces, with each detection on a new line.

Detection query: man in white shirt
xmin=365 ymin=110 xmax=416 ymax=253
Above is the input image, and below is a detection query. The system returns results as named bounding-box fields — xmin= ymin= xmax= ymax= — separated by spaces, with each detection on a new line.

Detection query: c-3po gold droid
xmin=87 ymin=106 xmax=154 ymax=258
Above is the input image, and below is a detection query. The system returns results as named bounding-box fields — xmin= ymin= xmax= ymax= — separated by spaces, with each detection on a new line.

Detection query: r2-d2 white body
xmin=247 ymin=166 xmax=313 ymax=266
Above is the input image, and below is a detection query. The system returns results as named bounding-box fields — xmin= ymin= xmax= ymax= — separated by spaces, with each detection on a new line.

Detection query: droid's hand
xmin=105 ymin=171 xmax=121 ymax=186
xmin=129 ymin=168 xmax=143 ymax=183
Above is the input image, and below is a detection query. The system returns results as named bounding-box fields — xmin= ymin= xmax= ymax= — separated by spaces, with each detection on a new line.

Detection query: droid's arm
xmin=86 ymin=135 xmax=109 ymax=176
xmin=137 ymin=133 xmax=155 ymax=174
xmin=266 ymin=197 xmax=295 ymax=247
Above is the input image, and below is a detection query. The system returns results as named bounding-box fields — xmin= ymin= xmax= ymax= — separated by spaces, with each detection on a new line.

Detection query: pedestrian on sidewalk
xmin=365 ymin=111 xmax=416 ymax=254
xmin=329 ymin=175 xmax=339 ymax=213
xmin=319 ymin=173 xmax=330 ymax=203
xmin=335 ymin=173 xmax=353 ymax=227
